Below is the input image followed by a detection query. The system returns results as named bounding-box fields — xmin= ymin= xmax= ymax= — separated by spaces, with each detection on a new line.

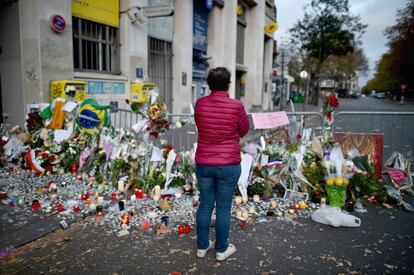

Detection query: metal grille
xmin=73 ymin=17 xmax=119 ymax=73
xmin=148 ymin=37 xmax=173 ymax=111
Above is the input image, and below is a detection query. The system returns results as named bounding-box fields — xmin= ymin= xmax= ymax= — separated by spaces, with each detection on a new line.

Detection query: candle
xmin=320 ymin=197 xmax=326 ymax=207
xmin=31 ymin=200 xmax=41 ymax=211
xmin=95 ymin=215 xmax=103 ymax=224
xmin=121 ymin=213 xmax=130 ymax=225
xmin=57 ymin=203 xmax=64 ymax=213
xmin=130 ymin=194 xmax=136 ymax=201
xmin=234 ymin=196 xmax=242 ymax=204
xmin=154 ymin=185 xmax=161 ymax=196
xmin=97 ymin=196 xmax=104 ymax=205
xmin=241 ymin=209 xmax=249 ymax=219
xmin=153 ymin=194 xmax=160 ymax=202
xmin=292 ymin=203 xmax=300 ymax=210
xmin=118 ymin=201 xmax=125 ymax=211
xmin=299 ymin=201 xmax=307 ymax=209
xmin=86 ymin=198 xmax=92 ymax=206
xmin=253 ymin=194 xmax=260 ymax=203
xmin=111 ymin=193 xmax=117 ymax=200
xmin=81 ymin=193 xmax=88 ymax=201
xmin=288 ymin=209 xmax=295 ymax=215
xmin=242 ymin=195 xmax=248 ymax=203
xmin=177 ymin=225 xmax=185 ymax=235
xmin=270 ymin=200 xmax=277 ymax=208
xmin=89 ymin=203 xmax=96 ymax=210
xmin=73 ymin=205 xmax=80 ymax=212
xmin=134 ymin=188 xmax=144 ymax=199
xmin=193 ymin=195 xmax=200 ymax=202
xmin=142 ymin=221 xmax=151 ymax=230
xmin=117 ymin=180 xmax=125 ymax=192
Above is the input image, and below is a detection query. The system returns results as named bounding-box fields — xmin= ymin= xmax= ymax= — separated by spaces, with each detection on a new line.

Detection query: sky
xmin=275 ymin=0 xmax=409 ymax=88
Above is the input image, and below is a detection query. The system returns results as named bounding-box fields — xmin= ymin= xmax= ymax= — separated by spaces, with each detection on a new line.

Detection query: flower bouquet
xmin=321 ymin=92 xmax=339 ymax=144
xmin=145 ymin=101 xmax=170 ymax=138
xmin=324 ymin=159 xmax=349 ymax=208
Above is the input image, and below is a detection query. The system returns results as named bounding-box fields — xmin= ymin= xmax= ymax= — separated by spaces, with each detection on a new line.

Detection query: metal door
xmin=148 ymin=37 xmax=173 ymax=111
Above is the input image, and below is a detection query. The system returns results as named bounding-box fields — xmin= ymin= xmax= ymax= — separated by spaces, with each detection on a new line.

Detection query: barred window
xmin=73 ymin=17 xmax=120 ymax=74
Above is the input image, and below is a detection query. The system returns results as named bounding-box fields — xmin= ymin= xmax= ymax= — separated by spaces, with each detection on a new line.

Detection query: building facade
xmin=0 ymin=0 xmax=277 ymax=126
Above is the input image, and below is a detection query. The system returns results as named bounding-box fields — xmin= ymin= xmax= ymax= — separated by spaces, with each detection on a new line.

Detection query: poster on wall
xmin=88 ymin=81 xmax=124 ymax=94
xmin=334 ymin=132 xmax=384 ymax=178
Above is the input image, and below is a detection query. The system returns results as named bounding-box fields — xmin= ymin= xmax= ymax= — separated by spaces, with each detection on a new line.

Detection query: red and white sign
xmin=50 ymin=15 xmax=66 ymax=33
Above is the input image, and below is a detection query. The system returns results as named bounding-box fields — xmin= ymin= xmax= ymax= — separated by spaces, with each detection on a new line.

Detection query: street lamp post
xmin=300 ymin=70 xmax=308 ymax=111
xmin=279 ymin=51 xmax=285 ymax=111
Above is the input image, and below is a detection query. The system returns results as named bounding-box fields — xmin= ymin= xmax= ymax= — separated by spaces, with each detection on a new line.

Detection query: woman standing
xmin=194 ymin=67 xmax=249 ymax=261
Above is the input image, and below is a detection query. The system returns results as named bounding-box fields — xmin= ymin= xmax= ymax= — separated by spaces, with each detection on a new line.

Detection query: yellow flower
xmin=335 ymin=176 xmax=344 ymax=186
xmin=327 ymin=178 xmax=335 ymax=186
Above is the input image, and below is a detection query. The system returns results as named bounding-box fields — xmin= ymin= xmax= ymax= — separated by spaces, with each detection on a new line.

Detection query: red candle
xmin=178 ymin=225 xmax=185 ymax=235
xmin=111 ymin=193 xmax=117 ymax=200
xmin=71 ymin=163 xmax=78 ymax=173
xmin=121 ymin=213 xmax=130 ymax=225
xmin=31 ymin=200 xmax=41 ymax=211
xmin=73 ymin=205 xmax=80 ymax=212
xmin=292 ymin=204 xmax=300 ymax=210
xmin=134 ymin=188 xmax=144 ymax=199
xmin=142 ymin=221 xmax=151 ymax=230
xmin=184 ymin=224 xmax=191 ymax=233
xmin=0 ymin=191 xmax=8 ymax=200
xmin=57 ymin=203 xmax=64 ymax=213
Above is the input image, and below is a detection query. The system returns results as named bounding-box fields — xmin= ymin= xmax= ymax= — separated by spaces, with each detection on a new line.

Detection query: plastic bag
xmin=311 ymin=206 xmax=361 ymax=227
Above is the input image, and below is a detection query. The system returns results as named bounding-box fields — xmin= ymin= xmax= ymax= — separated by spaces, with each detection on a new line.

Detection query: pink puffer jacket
xmin=195 ymin=91 xmax=250 ymax=165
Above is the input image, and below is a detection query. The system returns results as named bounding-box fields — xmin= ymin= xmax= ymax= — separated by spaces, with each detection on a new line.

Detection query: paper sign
xmin=54 ymin=130 xmax=72 ymax=143
xmin=132 ymin=120 xmax=146 ymax=133
xmin=251 ymin=111 xmax=289 ymax=129
xmin=237 ymin=153 xmax=253 ymax=198
xmin=387 ymin=169 xmax=406 ymax=185
xmin=150 ymin=146 xmax=164 ymax=162
xmin=164 ymin=150 xmax=177 ymax=190
xmin=62 ymin=101 xmax=78 ymax=112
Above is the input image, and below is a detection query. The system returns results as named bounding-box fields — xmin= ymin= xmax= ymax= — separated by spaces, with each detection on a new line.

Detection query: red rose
xmin=48 ymin=155 xmax=57 ymax=162
xmin=296 ymin=133 xmax=302 ymax=140
xmin=41 ymin=152 xmax=48 ymax=159
xmin=327 ymin=96 xmax=339 ymax=108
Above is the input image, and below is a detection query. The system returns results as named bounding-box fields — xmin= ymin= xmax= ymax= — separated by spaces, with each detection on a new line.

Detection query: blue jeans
xmin=196 ymin=164 xmax=241 ymax=253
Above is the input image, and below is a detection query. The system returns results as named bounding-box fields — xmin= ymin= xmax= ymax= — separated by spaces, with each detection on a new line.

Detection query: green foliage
xmin=110 ymin=159 xmax=126 ymax=186
xmin=364 ymin=1 xmax=414 ymax=93
xmin=350 ymin=173 xmax=386 ymax=201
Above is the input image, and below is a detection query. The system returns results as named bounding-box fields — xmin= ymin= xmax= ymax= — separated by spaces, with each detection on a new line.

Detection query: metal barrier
xmin=109 ymin=108 xmax=143 ymax=130
xmin=333 ymin=111 xmax=414 ymax=163
xmin=109 ymin=109 xmax=324 ymax=152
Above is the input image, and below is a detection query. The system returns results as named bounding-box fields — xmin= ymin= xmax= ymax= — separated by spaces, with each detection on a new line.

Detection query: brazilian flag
xmin=77 ymin=98 xmax=112 ymax=134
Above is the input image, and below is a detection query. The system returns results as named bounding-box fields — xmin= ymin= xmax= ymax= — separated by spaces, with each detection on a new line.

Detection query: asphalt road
xmin=1 ymin=197 xmax=414 ymax=274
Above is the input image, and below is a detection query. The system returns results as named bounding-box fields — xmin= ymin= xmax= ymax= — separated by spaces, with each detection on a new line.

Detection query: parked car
xmin=375 ymin=92 xmax=386 ymax=99
xmin=348 ymin=90 xmax=359 ymax=98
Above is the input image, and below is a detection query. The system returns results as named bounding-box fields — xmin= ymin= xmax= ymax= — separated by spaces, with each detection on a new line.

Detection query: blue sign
xmin=193 ymin=0 xmax=208 ymax=51
xmin=205 ymin=0 xmax=213 ymax=10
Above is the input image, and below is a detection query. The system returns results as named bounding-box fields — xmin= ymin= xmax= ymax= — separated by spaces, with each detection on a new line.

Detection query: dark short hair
xmin=207 ymin=67 xmax=231 ymax=91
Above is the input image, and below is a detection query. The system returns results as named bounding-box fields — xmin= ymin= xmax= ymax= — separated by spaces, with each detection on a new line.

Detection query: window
xmin=73 ymin=17 xmax=120 ymax=73
xmin=236 ymin=3 xmax=248 ymax=65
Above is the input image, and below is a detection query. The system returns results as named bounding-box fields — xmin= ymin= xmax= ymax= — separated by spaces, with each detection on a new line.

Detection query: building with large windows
xmin=0 ymin=0 xmax=277 ymax=126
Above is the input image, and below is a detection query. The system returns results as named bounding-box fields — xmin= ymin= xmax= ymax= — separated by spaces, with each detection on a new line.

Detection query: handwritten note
xmin=251 ymin=111 xmax=289 ymax=129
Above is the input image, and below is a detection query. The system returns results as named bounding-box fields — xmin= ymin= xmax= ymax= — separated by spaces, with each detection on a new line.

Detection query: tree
xmin=289 ymin=0 xmax=367 ymax=104
xmin=385 ymin=0 xmax=414 ymax=88
xmin=364 ymin=1 xmax=413 ymax=93
xmin=321 ymin=48 xmax=369 ymax=85
xmin=363 ymin=54 xmax=400 ymax=93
